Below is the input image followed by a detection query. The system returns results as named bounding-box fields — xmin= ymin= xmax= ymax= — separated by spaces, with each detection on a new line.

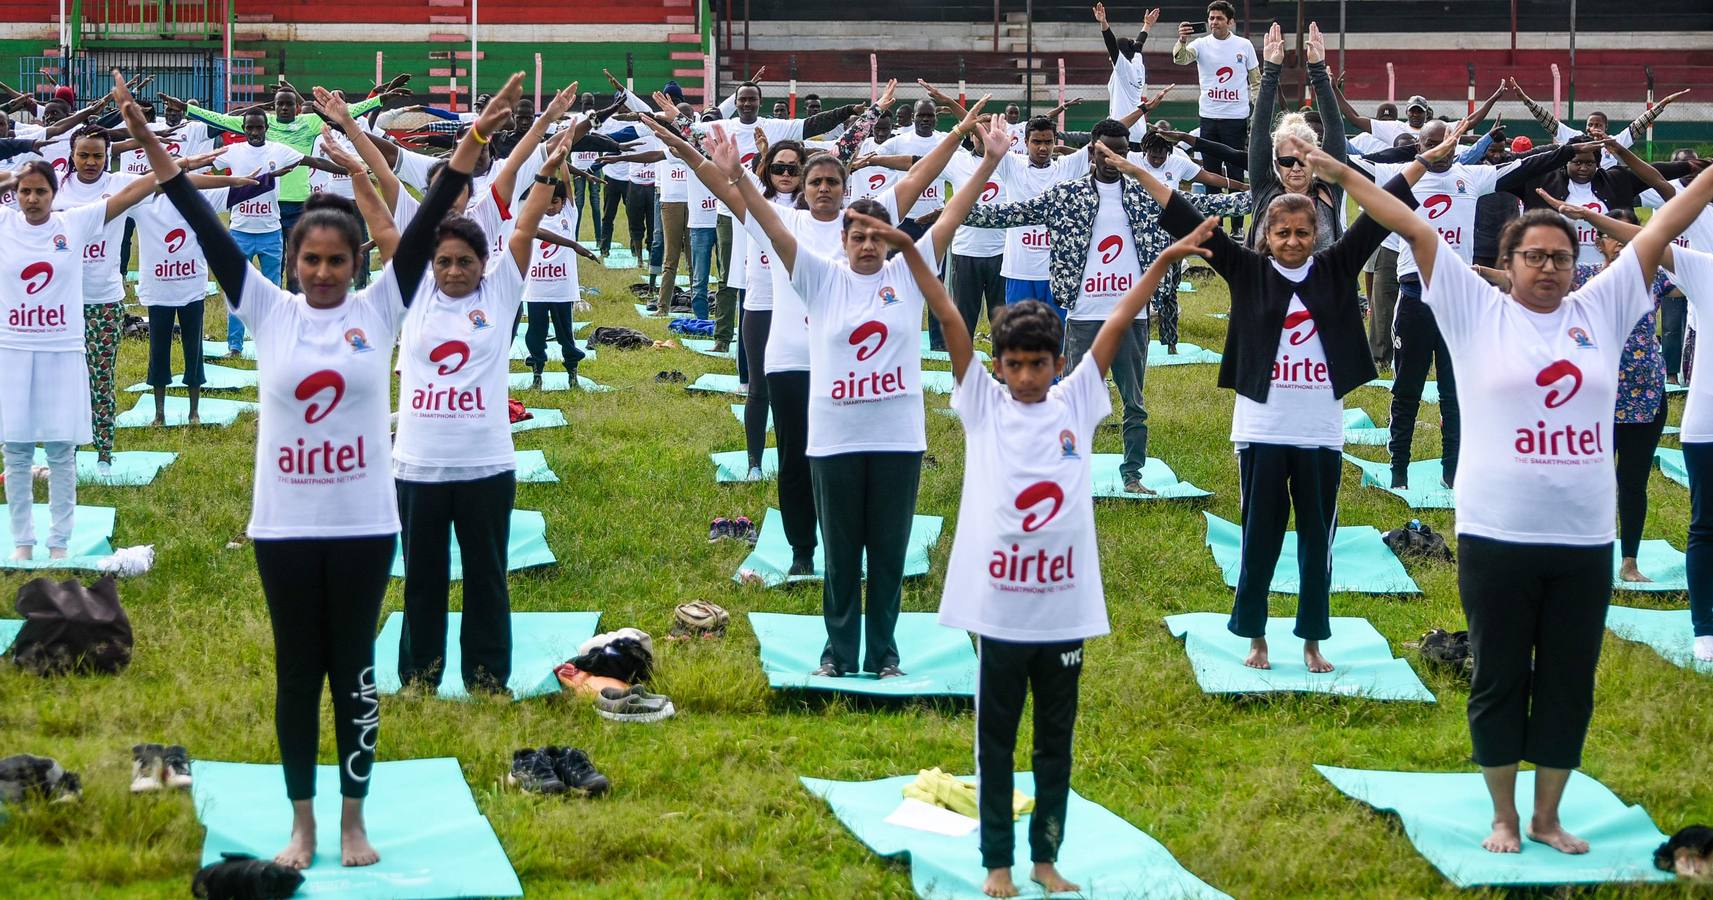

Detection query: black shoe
xmin=531 ymin=372 xmax=544 ymax=390
xmin=507 ymin=748 xmax=567 ymax=794
xmin=565 ymin=365 xmax=581 ymax=391
xmin=161 ymin=744 xmax=193 ymax=790
xmin=712 ymin=340 xmax=730 ymax=354
xmin=877 ymin=665 xmax=906 ymax=679
xmin=1390 ymin=473 xmax=1409 ymax=490
xmin=787 ymin=553 xmax=815 ymax=577
xmin=547 ymin=746 xmax=610 ymax=797
xmin=812 ymin=662 xmax=841 ymax=678
xmin=192 ymin=852 xmax=305 ymax=900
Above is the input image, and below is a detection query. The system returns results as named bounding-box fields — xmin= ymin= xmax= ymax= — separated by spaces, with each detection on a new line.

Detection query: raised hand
xmin=1264 ymin=23 xmax=1285 ymax=65
xmin=544 ymin=81 xmax=579 ymax=121
xmin=473 ymin=71 xmax=524 ymax=138
xmin=876 ymin=78 xmax=898 ymax=111
xmin=602 ymin=68 xmax=625 ymax=92
xmin=652 ymin=91 xmax=679 ymax=115
xmin=704 ymin=124 xmax=742 ymax=179
xmin=1661 ymin=88 xmax=1692 ymax=106
xmin=1162 ymin=216 xmax=1218 ymax=263
xmin=1141 ymin=85 xmax=1175 ymax=113
xmin=954 ymin=94 xmax=992 ymax=137
xmin=1534 ymin=187 xmax=1589 ymax=219
xmin=977 ymin=111 xmax=1010 ymax=157
xmin=753 ymin=127 xmax=769 ymax=167
xmin=1178 ymin=21 xmax=1195 ymax=42
xmin=1143 ymin=7 xmax=1160 ymax=29
xmin=1421 ymin=117 xmax=1472 ymax=165
xmin=1092 ymin=141 xmax=1143 ymax=179
xmin=178 ymin=147 xmax=228 ymax=171
xmin=842 ymin=210 xmax=914 ymax=251
xmin=1305 ymin=22 xmax=1325 ymax=65
xmin=312 ymin=85 xmax=352 ymax=125
xmin=318 ymin=127 xmax=366 ymax=175
xmin=1092 ymin=2 xmax=1108 ymax=27
xmin=110 ymin=69 xmax=149 ymax=138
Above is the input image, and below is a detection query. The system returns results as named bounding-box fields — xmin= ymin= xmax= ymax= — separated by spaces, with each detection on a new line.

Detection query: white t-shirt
xmin=848 ymin=137 xmax=899 ymax=203
xmin=1068 ymin=179 xmax=1144 ymax=322
xmin=223 ymin=141 xmax=304 ymax=233
xmin=1108 ymin=50 xmax=1148 ymax=142
xmin=878 ymin=130 xmax=952 ymax=218
xmin=687 ymin=165 xmax=720 ymax=228
xmin=1639 ymin=180 xmax=1713 ymax=252
xmin=938 ymin=359 xmax=1112 ymax=642
xmin=790 ymin=230 xmax=941 ymax=456
xmin=394 ymin=256 xmax=524 ymax=478
xmin=1371 ymin=161 xmax=1504 ymax=278
xmin=394 ymin=146 xmax=438 ymax=191
xmin=1367 ymin=120 xmax=1421 ymax=147
xmin=1553 ymin=121 xmax=1634 ymax=169
xmin=523 ymin=209 xmax=581 ymax=303
xmin=0 ymin=203 xmax=105 ymax=351
xmin=944 ymin=151 xmax=1006 ymax=258
xmin=1006 ymin=121 xmax=1028 ymax=155
xmin=1422 ymin=241 xmax=1651 ymax=546
xmin=1188 ymin=33 xmax=1258 ymax=119
xmin=307 ymin=128 xmax=356 ymax=199
xmin=745 ymin=189 xmax=902 ymax=374
xmin=1130 ymin=149 xmax=1200 ymax=188
xmin=1231 ymin=260 xmax=1341 ymax=447
xmin=237 ymin=267 xmax=408 ymax=539
xmin=1673 ymin=247 xmax=1713 ymax=441
xmin=132 ymin=188 xmax=230 ymax=307
xmin=741 ymin=188 xmax=793 ymax=313
xmin=1347 ymin=131 xmax=1391 ymax=157
xmin=658 ymin=152 xmax=691 ymax=203
xmin=51 ymin=171 xmax=142 ymax=304
xmin=118 ymin=123 xmax=177 ymax=176
xmin=1564 ymin=180 xmax=1609 ymax=268
xmin=995 ymin=149 xmax=1089 ymax=282
xmin=691 ymin=116 xmax=807 ymax=217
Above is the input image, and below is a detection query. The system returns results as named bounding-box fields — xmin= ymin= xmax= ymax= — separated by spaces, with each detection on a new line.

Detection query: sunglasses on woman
xmin=1275 ymin=155 xmax=1306 ymax=169
xmin=769 ymin=163 xmax=802 ymax=176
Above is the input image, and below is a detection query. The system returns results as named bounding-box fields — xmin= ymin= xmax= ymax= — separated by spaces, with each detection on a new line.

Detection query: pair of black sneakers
xmin=508 ymin=746 xmax=610 ymax=797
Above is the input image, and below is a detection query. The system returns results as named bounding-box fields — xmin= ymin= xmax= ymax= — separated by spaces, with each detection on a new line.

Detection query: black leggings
xmin=145 ymin=301 xmax=205 ymax=388
xmin=977 ymin=635 xmax=1082 ymax=870
xmin=1614 ymin=404 xmax=1667 ymax=559
xmin=625 ymin=181 xmax=655 ymax=257
xmin=766 ymin=370 xmax=817 ymax=559
xmin=1389 ymin=279 xmax=1460 ymax=487
xmin=598 ymin=176 xmax=627 ymax=255
xmin=1232 ymin=443 xmax=1340 ymax=641
xmin=1459 ymin=535 xmax=1610 ymax=769
xmin=810 ymin=451 xmax=923 ymax=674
xmin=397 ymin=473 xmax=515 ymax=693
xmin=254 ymin=536 xmax=395 ymax=800
xmin=524 ymin=301 xmax=585 ymax=371
xmin=742 ymin=310 xmax=772 ymax=468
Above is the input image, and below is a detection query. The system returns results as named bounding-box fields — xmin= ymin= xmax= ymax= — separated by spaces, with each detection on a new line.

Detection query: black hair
xmin=1140 ymin=130 xmax=1171 ymax=152
xmin=1497 ymin=208 xmax=1578 ymax=261
xmin=1302 ymin=109 xmax=1322 ymax=125
xmin=551 ymin=179 xmax=569 ymax=202
xmin=991 ymin=301 xmax=1063 ymax=358
xmin=14 ymin=160 xmax=57 ymax=194
xmin=841 ymin=197 xmax=892 ymax=232
xmin=289 ymin=193 xmax=363 ymax=264
xmin=1207 ymin=0 xmax=1237 ymax=18
xmin=242 ymin=107 xmax=269 ymax=126
xmin=736 ymin=81 xmax=762 ymax=98
xmin=804 ymin=93 xmax=820 ymax=102
xmin=875 ymin=108 xmax=894 ymax=122
xmin=434 ymin=215 xmax=489 ymax=264
xmin=1090 ymin=118 xmax=1130 ymax=143
xmin=794 ymin=153 xmax=848 ymax=209
xmin=70 ymin=124 xmax=110 ymax=151
xmin=1025 ymin=115 xmax=1057 ymax=136
xmin=760 ymin=139 xmax=807 ymax=200
xmin=1587 ymin=110 xmax=1609 ymax=123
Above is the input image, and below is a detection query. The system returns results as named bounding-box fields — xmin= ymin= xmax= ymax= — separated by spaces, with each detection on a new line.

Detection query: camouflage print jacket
xmin=963 ymin=175 xmax=1252 ymax=310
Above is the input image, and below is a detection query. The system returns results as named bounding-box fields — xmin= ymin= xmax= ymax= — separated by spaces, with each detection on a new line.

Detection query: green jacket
xmin=186 ymin=97 xmax=384 ymax=202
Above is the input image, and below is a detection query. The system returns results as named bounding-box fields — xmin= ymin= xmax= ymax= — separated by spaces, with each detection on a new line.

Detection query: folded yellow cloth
xmin=901 ymin=767 xmax=1034 ymax=821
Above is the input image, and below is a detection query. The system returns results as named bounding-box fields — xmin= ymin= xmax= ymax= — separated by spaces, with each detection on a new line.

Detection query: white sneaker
xmin=129 ymin=745 xmax=163 ymax=793
xmin=1695 ymin=635 xmax=1713 ymax=662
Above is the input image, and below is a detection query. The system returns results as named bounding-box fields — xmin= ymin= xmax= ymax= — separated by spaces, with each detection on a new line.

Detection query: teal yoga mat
xmin=1164 ymin=612 xmax=1434 ymax=702
xmin=116 ymin=394 xmax=256 ymax=428
xmin=1614 ymin=541 xmax=1687 ymax=592
xmin=1315 ymin=765 xmax=1672 ymax=888
xmin=1148 ymin=340 xmax=1222 ymax=365
xmin=506 ymin=371 xmax=612 ymax=392
xmin=750 ymin=612 xmax=976 ymax=696
xmin=0 ymin=505 xmax=115 ymax=571
xmin=1342 ymin=408 xmax=1390 ymax=446
xmin=1606 ymin=605 xmax=1713 ymax=674
xmin=921 ymin=370 xmax=954 ymax=395
xmin=687 ymin=373 xmax=746 ymax=395
xmin=31 ymin=449 xmax=176 ymax=486
xmin=389 ymin=509 xmax=555 ymax=579
xmin=730 ymin=403 xmax=772 ymax=430
xmin=508 ymin=325 xmax=589 ymax=360
xmin=1656 ymin=446 xmax=1690 ymax=488
xmin=801 ymin=772 xmax=1230 ymax=899
xmin=603 ymin=250 xmax=638 ymax=269
xmin=373 ymin=611 xmax=599 ymax=699
xmin=0 ymin=618 xmax=21 ymax=654
xmin=683 ymin=338 xmax=737 ymax=359
xmin=194 ymin=758 xmax=522 ymax=899
xmin=124 ymin=363 xmax=257 ymax=392
xmin=1091 ymin=454 xmax=1212 ymax=500
xmin=633 ymin=303 xmax=691 ymax=319
xmin=1367 ymin=378 xmax=1440 ymax=404
xmin=1667 ymin=380 xmax=1688 ymax=395
xmin=735 ymin=507 xmax=943 ymax=588
xmin=1342 ymin=453 xmax=1454 ymax=508
xmin=200 ymin=339 xmax=257 ymax=361
xmin=514 ymin=449 xmax=558 ymax=483
xmin=712 ymin=448 xmax=776 ymax=482
xmin=1202 ymin=511 xmax=1421 ymax=594
xmin=510 ymin=408 xmax=566 ymax=433
xmin=917 ymin=332 xmax=990 ymax=363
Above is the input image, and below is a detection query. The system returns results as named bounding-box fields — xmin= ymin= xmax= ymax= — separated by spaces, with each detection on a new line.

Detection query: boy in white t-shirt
xmin=937 ymin=208 xmax=1218 ymax=898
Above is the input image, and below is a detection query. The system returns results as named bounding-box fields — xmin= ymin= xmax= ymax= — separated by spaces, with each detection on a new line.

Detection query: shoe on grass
xmin=730 ymin=516 xmax=758 ymax=544
xmin=130 ymin=743 xmax=164 ymax=793
xmin=712 ymin=339 xmax=730 ymax=353
xmin=745 ymin=465 xmax=764 ymax=482
xmin=595 ymin=686 xmax=676 ymax=723
xmin=547 ymin=746 xmax=611 ymax=797
xmin=1122 ymin=478 xmax=1155 ymax=495
xmin=707 ymin=517 xmax=730 ymax=542
xmin=161 ymin=744 xmax=193 ymax=790
xmin=507 ymin=748 xmax=567 ymax=795
xmin=788 ymin=552 xmax=816 ymax=577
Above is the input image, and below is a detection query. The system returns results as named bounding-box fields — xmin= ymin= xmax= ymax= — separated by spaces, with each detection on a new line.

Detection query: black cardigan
xmin=1160 ymin=174 xmax=1420 ymax=404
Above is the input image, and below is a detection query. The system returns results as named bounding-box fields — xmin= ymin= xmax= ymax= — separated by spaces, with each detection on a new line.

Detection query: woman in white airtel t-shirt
xmin=125 ymin=70 xmax=509 ymax=872
xmin=1357 ymin=142 xmax=1713 ymax=857
xmin=0 ymin=159 xmax=153 ymax=560
xmin=707 ymin=113 xmax=1009 ymax=679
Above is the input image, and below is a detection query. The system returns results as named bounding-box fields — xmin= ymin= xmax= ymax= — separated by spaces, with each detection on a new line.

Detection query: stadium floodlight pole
xmin=788 ymin=55 xmax=797 ymax=119
xmin=1025 ymin=0 xmax=1033 ymax=117
xmin=1551 ymin=63 xmax=1561 ymax=119
xmin=1057 ymin=57 xmax=1065 ymax=131
xmin=870 ymin=53 xmax=877 ymax=104
xmin=471 ymin=0 xmax=478 ymax=98
xmin=534 ymin=53 xmax=541 ymax=110
xmin=959 ymin=56 xmax=967 ymax=109
xmin=1386 ymin=62 xmax=1395 ymax=104
xmin=1567 ymin=0 xmax=1577 ymax=118
xmin=1467 ymin=63 xmax=1476 ymax=116
xmin=1645 ymin=65 xmax=1656 ymax=158
xmin=626 ymin=52 xmax=634 ymax=95
xmin=1338 ymin=0 xmax=1345 ymax=74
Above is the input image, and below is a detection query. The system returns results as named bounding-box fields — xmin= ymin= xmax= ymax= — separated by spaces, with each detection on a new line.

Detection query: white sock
xmin=1694 ymin=635 xmax=1713 ymax=662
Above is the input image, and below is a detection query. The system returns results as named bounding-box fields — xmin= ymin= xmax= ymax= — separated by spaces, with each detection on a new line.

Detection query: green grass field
xmin=2 ymin=211 xmax=1711 ymax=899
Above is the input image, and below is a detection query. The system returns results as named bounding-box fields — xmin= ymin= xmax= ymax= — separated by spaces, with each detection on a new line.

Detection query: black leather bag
xmin=9 ymin=574 xmax=132 ymax=675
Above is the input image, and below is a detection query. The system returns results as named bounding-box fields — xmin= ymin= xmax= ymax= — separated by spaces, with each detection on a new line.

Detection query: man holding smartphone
xmin=1172 ymin=0 xmax=1258 ymax=228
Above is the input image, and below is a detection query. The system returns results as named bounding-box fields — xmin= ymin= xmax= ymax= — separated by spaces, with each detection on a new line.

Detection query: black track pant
xmin=254 ymin=535 xmax=394 ymax=800
xmin=1615 ymin=405 xmax=1667 ymax=559
xmin=524 ymin=301 xmax=585 ymax=372
xmin=766 ymin=371 xmax=817 ymax=560
xmin=976 ymin=635 xmax=1082 ymax=870
xmin=1198 ymin=116 xmax=1249 ymax=231
xmin=145 ymin=301 xmax=204 ymax=388
xmin=1389 ymin=277 xmax=1460 ymax=487
xmin=1459 ymin=535 xmax=1610 ymax=769
xmin=625 ymin=181 xmax=655 ymax=257
xmin=742 ymin=310 xmax=772 ymax=469
xmin=396 ymin=473 xmax=515 ymax=694
xmin=1662 ymin=293 xmax=1687 ymax=378
xmin=598 ymin=176 xmax=627 ymax=256
xmin=1231 ymin=443 xmax=1340 ymax=641
xmin=810 ymin=451 xmax=922 ymax=674
xmin=928 ymin=252 xmax=1003 ymax=351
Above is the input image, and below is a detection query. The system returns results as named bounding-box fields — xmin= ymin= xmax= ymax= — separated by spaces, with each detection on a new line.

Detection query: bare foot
xmin=1482 ymin=817 xmax=1523 ymax=853
xmin=152 ymin=415 xmax=166 ymax=427
xmin=1618 ymin=558 xmax=1652 ymax=583
xmin=187 ymin=413 xmax=201 ymax=426
xmin=48 ymin=547 xmax=67 ymax=560
xmin=982 ymin=868 xmax=1020 ymax=898
xmin=10 ymin=546 xmax=31 ymax=561
xmin=1527 ymin=820 xmax=1590 ymax=855
xmin=1030 ymin=862 xmax=1080 ymax=894
xmin=1303 ymin=640 xmax=1335 ymax=674
xmin=1244 ymin=637 xmax=1270 ymax=670
xmin=341 ymin=800 xmax=381 ymax=867
xmin=275 ymin=818 xmax=316 ymax=869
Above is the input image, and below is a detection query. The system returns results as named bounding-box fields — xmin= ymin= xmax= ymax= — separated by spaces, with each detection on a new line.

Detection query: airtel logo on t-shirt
xmin=1016 ymin=481 xmax=1064 ymax=532
xmin=1216 ymin=66 xmax=1235 ymax=84
xmin=868 ymin=173 xmax=886 ymax=191
xmin=295 ymin=369 xmax=346 ymax=424
xmin=849 ymin=320 xmax=887 ymax=361
xmin=538 ymin=240 xmax=558 ymax=259
xmin=164 ymin=142 xmax=181 ymax=156
xmin=429 ymin=340 xmax=470 ymax=375
xmin=1536 ymin=359 xmax=1582 ymax=408
xmin=1097 ymin=234 xmax=1123 ymax=265
xmin=740 ymin=152 xmax=756 ymax=166
xmin=1423 ymin=194 xmax=1453 ymax=220
xmin=1283 ymin=308 xmax=1318 ymax=345
xmin=979 ymin=181 xmax=1000 ymax=203
xmin=51 ymin=158 xmax=67 ymax=174
xmin=20 ymin=261 xmax=53 ymax=295
xmin=165 ymin=228 xmax=187 ymax=254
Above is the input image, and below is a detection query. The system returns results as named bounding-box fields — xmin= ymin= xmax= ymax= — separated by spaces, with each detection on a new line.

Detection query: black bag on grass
xmin=1418 ymin=628 xmax=1474 ymax=681
xmin=1383 ymin=519 xmax=1453 ymax=562
xmin=571 ymin=636 xmax=653 ymax=683
xmin=9 ymin=574 xmax=132 ymax=675
xmin=587 ymin=325 xmax=652 ymax=350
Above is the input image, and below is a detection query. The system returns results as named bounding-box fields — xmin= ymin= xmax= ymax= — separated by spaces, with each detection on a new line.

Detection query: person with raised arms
xmin=120 ymin=67 xmax=516 ymax=871
xmin=1345 ymin=123 xmax=1713 ymax=856
xmin=1093 ymin=3 xmax=1160 ymax=143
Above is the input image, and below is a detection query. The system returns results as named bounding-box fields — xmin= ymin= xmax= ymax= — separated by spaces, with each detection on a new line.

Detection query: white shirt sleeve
xmin=786 ymin=241 xmax=836 ymax=303
xmin=1419 ymin=233 xmax=1503 ymax=347
xmin=1060 ymin=349 xmax=1114 ymax=426
xmin=950 ymin=357 xmax=1002 ymax=414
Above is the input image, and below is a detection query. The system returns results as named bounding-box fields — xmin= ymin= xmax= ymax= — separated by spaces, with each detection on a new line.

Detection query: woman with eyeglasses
xmin=1357 ymin=138 xmax=1713 ymax=856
